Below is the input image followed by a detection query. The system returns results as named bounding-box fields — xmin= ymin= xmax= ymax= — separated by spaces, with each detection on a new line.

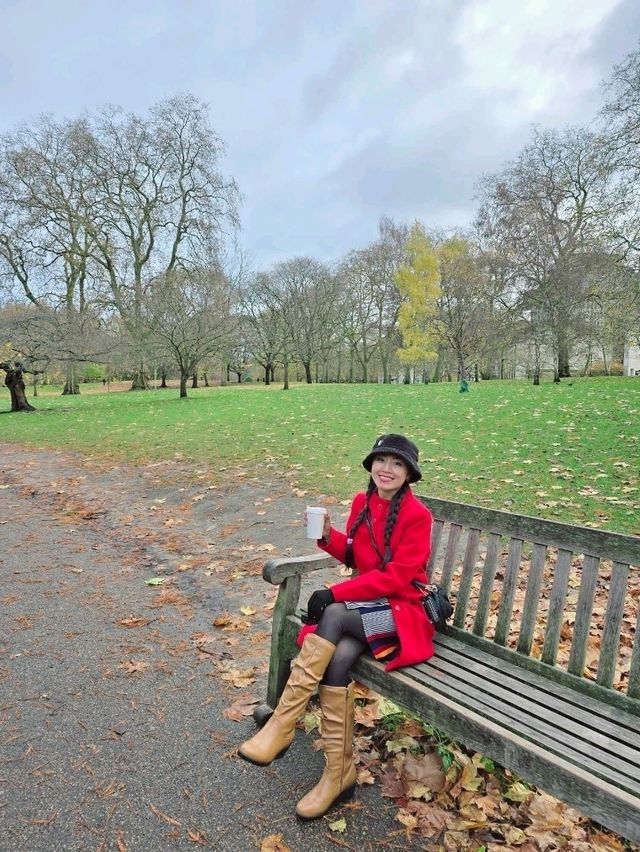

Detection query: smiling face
xmin=370 ymin=453 xmax=410 ymax=499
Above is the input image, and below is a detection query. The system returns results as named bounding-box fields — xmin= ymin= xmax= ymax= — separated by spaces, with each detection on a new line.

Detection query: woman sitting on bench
xmin=239 ymin=433 xmax=434 ymax=819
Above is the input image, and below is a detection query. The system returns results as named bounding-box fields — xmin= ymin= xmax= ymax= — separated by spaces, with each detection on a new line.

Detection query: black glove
xmin=303 ymin=588 xmax=334 ymax=625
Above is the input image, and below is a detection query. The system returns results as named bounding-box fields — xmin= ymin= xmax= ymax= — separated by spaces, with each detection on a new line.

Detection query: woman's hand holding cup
xmin=305 ymin=506 xmax=330 ymax=540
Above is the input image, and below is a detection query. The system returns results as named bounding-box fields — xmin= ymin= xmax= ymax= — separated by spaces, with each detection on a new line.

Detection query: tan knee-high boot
xmin=239 ymin=633 xmax=336 ymax=766
xmin=295 ymin=682 xmax=357 ymax=820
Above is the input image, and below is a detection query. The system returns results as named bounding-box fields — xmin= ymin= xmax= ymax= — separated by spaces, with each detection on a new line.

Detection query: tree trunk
xmin=203 ymin=372 xmax=209 ymax=387
xmin=160 ymin=369 xmax=167 ymax=389
xmin=381 ymin=354 xmax=389 ymax=384
xmin=303 ymin=361 xmax=312 ymax=384
xmin=557 ymin=336 xmax=570 ymax=378
xmin=265 ymin=365 xmax=270 ymax=385
xmin=283 ymin=354 xmax=289 ymax=390
xmin=192 ymin=373 xmax=198 ymax=388
xmin=62 ymin=363 xmax=80 ymax=395
xmin=130 ymin=359 xmax=149 ymax=390
xmin=1 ymin=363 xmax=36 ymax=411
xmin=179 ymin=373 xmax=188 ymax=398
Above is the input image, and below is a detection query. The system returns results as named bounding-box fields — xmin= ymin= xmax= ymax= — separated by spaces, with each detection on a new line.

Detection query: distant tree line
xmin=2 ymin=47 xmax=640 ymax=407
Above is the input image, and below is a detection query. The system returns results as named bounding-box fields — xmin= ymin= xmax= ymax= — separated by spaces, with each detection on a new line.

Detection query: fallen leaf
xmin=223 ymin=697 xmax=259 ymax=722
xmin=401 ymin=751 xmax=446 ymax=793
xmin=120 ymin=660 xmax=150 ymax=675
xmin=396 ymin=809 xmax=418 ymax=829
xmin=260 ymin=833 xmax=291 ymax=852
xmin=459 ymin=758 xmax=483 ymax=792
xmin=328 ymin=817 xmax=347 ymax=833
xmin=148 ymin=803 xmax=181 ymax=827
xmin=386 ymin=733 xmax=419 ymax=754
xmin=504 ymin=780 xmax=532 ymax=803
xmin=220 ymin=668 xmax=256 ymax=688
xmin=302 ymin=709 xmax=321 ymax=733
xmin=240 ymin=606 xmax=256 ymax=616
xmin=118 ymin=616 xmax=152 ymax=628
xmin=145 ymin=577 xmax=165 ymax=586
xmin=186 ymin=828 xmax=208 ymax=845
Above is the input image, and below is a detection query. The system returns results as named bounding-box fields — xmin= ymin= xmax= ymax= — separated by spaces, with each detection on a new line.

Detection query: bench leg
xmin=253 ymin=574 xmax=301 ymax=725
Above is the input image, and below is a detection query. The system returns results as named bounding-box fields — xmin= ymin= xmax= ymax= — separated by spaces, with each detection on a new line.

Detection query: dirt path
xmin=0 ymin=443 xmax=413 ymax=852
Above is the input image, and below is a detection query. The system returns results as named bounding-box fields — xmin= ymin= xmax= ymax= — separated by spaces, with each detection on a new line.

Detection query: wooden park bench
xmin=253 ymin=496 xmax=640 ymax=843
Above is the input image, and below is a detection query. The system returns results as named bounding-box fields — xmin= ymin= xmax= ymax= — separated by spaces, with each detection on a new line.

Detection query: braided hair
xmin=344 ymin=478 xmax=410 ymax=569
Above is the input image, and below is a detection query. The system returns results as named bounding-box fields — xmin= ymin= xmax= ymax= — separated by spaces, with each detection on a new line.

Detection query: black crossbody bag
xmin=411 ymin=580 xmax=453 ymax=631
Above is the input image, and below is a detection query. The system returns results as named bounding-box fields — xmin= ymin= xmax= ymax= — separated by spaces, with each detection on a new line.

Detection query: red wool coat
xmin=297 ymin=489 xmax=435 ymax=671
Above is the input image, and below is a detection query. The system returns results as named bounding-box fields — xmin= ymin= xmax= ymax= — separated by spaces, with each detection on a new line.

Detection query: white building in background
xmin=623 ymin=342 xmax=640 ymax=376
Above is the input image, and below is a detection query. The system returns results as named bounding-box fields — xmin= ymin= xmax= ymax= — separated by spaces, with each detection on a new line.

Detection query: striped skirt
xmin=345 ymin=598 xmax=399 ymax=661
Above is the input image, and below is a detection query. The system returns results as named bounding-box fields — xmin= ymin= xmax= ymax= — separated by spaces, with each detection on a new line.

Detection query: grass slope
xmin=2 ymin=378 xmax=639 ymax=534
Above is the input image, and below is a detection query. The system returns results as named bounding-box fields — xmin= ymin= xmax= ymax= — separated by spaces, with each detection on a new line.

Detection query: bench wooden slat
xmin=598 ymin=562 xmax=630 ymax=689
xmin=427 ymin=518 xmax=444 ymax=579
xmin=472 ymin=532 xmax=501 ymax=636
xmin=542 ymin=548 xmax=573 ymax=665
xmin=629 ymin=601 xmax=640 ymax=700
xmin=517 ymin=541 xmax=546 ymax=654
xmin=440 ymin=522 xmax=462 ymax=592
xmin=568 ymin=554 xmax=600 ymax=677
xmin=494 ymin=537 xmax=523 ymax=645
xmin=453 ymin=527 xmax=480 ymax=629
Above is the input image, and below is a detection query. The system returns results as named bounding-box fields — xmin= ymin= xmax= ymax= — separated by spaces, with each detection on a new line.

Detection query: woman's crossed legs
xmin=315 ymin=603 xmax=367 ymax=687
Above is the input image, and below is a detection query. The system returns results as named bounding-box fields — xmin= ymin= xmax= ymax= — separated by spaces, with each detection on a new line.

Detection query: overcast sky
xmin=1 ymin=0 xmax=639 ymax=268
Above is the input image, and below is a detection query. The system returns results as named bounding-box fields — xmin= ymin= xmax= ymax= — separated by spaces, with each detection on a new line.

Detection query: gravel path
xmin=0 ymin=443 xmax=417 ymax=852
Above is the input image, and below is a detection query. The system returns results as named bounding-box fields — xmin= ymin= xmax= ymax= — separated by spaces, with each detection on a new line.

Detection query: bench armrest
xmin=263 ymin=552 xmax=338 ymax=584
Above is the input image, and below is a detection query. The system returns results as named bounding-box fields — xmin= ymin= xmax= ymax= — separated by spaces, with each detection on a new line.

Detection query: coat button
xmin=394 ymin=605 xmax=400 ymax=611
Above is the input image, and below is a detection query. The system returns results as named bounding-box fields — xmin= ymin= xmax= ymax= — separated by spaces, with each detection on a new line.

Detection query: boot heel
xmin=239 ymin=742 xmax=290 ymax=766
xmin=334 ymin=784 xmax=355 ymax=806
xmin=296 ymin=784 xmax=355 ymax=821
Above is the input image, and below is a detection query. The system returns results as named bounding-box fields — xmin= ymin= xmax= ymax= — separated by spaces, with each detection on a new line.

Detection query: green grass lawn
xmin=2 ymin=377 xmax=639 ymax=534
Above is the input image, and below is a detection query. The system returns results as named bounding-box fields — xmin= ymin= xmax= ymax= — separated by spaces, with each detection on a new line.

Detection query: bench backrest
xmin=420 ymin=496 xmax=640 ymax=712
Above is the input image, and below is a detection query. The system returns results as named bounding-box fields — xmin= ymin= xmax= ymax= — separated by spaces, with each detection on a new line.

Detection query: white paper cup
xmin=306 ymin=506 xmax=327 ymax=539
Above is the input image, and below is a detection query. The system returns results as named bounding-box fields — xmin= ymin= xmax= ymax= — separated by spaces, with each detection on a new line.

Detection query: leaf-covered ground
xmin=0 ymin=443 xmax=637 ymax=851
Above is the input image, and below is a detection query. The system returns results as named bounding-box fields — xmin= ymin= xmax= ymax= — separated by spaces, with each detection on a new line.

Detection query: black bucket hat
xmin=362 ymin=433 xmax=422 ymax=483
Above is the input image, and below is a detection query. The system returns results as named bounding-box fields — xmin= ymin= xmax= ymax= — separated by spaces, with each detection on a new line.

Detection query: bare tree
xmin=0 ymin=116 xmax=97 ymax=394
xmin=141 ymin=267 xmax=236 ymax=398
xmin=241 ymin=272 xmax=287 ymax=385
xmin=367 ymin=217 xmax=408 ymax=383
xmin=476 ymin=127 xmax=616 ymax=381
xmin=81 ymin=94 xmax=241 ymax=389
xmin=336 ymin=250 xmax=380 ymax=382
xmin=262 ymin=257 xmax=337 ymax=386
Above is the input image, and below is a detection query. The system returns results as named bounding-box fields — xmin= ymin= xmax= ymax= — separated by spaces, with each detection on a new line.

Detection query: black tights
xmin=315 ymin=603 xmax=368 ymax=687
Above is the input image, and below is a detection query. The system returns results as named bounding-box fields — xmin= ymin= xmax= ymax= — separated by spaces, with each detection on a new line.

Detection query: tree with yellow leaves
xmin=395 ymin=224 xmax=441 ymax=377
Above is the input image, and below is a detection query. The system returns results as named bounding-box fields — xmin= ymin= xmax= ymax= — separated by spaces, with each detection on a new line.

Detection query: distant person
xmin=239 ymin=434 xmax=434 ymax=819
